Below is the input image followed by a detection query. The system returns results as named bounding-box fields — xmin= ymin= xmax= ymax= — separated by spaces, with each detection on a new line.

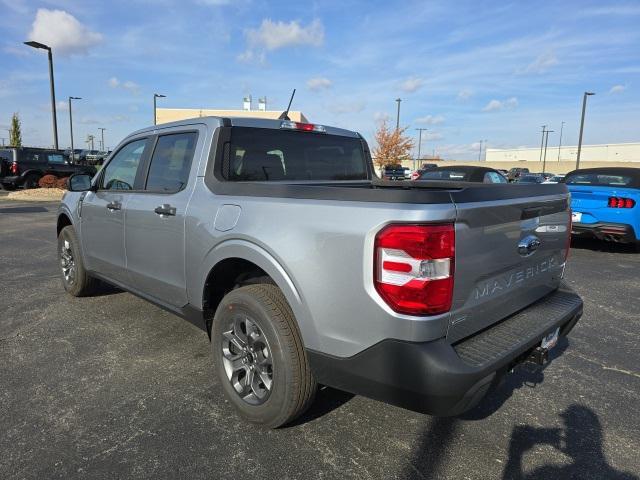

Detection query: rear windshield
xmin=419 ymin=169 xmax=469 ymax=181
xmin=223 ymin=127 xmax=368 ymax=181
xmin=565 ymin=172 xmax=635 ymax=187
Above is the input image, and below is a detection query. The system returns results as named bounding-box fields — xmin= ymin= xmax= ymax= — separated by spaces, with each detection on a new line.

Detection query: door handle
xmin=154 ymin=204 xmax=176 ymax=216
xmin=106 ymin=201 xmax=121 ymax=211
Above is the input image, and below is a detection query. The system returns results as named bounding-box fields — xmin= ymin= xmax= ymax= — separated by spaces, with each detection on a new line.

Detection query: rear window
xmin=223 ymin=127 xmax=368 ymax=181
xmin=419 ymin=169 xmax=469 ymax=181
xmin=565 ymin=172 xmax=635 ymax=187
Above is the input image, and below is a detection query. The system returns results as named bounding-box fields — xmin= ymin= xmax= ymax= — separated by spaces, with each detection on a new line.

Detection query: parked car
xmin=497 ymin=169 xmax=509 ymax=178
xmin=410 ymin=163 xmax=438 ymax=180
xmin=416 ymin=165 xmax=508 ymax=183
xmin=58 ymin=116 xmax=582 ymax=427
xmin=518 ymin=174 xmax=545 ymax=184
xmin=543 ymin=174 xmax=565 ymax=184
xmin=382 ymin=164 xmax=407 ymax=180
xmin=0 ymin=147 xmax=96 ymax=190
xmin=507 ymin=167 xmax=530 ymax=182
xmin=565 ymin=167 xmax=640 ymax=249
xmin=64 ymin=148 xmax=83 ymax=163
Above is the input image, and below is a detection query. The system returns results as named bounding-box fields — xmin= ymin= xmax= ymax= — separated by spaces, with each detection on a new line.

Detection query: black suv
xmin=0 ymin=147 xmax=96 ymax=190
xmin=507 ymin=167 xmax=530 ymax=182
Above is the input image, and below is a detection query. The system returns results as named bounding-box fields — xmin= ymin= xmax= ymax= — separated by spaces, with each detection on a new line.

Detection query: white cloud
xmin=246 ymin=19 xmax=324 ymax=51
xmin=416 ymin=115 xmax=445 ymax=125
xmin=28 ymin=9 xmax=102 ymax=56
xmin=520 ymin=52 xmax=558 ymax=74
xmin=56 ymin=100 xmax=68 ymax=111
xmin=307 ymin=77 xmax=332 ymax=91
xmin=107 ymin=77 xmax=139 ymax=94
xmin=373 ymin=111 xmax=390 ymax=123
xmin=425 ymin=132 xmax=444 ymax=141
xmin=609 ymin=84 xmax=626 ymax=94
xmin=483 ymin=97 xmax=518 ymax=112
xmin=400 ymin=76 xmax=424 ymax=93
xmin=457 ymin=89 xmax=472 ymax=101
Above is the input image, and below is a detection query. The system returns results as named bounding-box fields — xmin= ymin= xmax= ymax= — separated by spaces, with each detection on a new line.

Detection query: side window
xmin=47 ymin=153 xmax=66 ymax=164
xmin=145 ymin=132 xmax=197 ymax=193
xmin=484 ymin=171 xmax=507 ymax=183
xmin=101 ymin=139 xmax=147 ymax=191
xmin=24 ymin=151 xmax=46 ymax=163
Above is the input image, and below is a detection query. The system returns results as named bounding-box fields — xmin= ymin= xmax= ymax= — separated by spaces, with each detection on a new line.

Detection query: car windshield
xmin=224 ymin=127 xmax=368 ymax=181
xmin=565 ymin=172 xmax=635 ymax=186
xmin=419 ymin=169 xmax=468 ymax=181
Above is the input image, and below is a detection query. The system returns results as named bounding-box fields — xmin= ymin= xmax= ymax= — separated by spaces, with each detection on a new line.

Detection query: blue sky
xmin=1 ymin=0 xmax=639 ymax=159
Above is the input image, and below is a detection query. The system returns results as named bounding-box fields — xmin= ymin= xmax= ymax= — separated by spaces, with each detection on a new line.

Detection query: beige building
xmin=486 ymin=142 xmax=640 ymax=163
xmin=156 ymin=108 xmax=309 ymax=125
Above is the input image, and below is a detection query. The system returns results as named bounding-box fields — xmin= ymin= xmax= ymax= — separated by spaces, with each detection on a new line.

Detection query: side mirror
xmin=68 ymin=173 xmax=94 ymax=192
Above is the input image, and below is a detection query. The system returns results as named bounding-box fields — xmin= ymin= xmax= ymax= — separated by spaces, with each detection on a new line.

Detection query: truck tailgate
xmin=448 ymin=189 xmax=570 ymax=342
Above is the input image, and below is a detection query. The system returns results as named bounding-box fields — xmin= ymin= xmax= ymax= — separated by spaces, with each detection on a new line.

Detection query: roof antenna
xmin=278 ymin=89 xmax=296 ymax=120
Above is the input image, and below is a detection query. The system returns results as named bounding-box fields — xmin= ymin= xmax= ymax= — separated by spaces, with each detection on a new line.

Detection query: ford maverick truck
xmin=57 ymin=117 xmax=583 ymax=427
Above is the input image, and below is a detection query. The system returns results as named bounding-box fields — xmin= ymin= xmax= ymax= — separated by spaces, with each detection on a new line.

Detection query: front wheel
xmin=58 ymin=226 xmax=96 ymax=296
xmin=212 ymin=284 xmax=316 ymax=428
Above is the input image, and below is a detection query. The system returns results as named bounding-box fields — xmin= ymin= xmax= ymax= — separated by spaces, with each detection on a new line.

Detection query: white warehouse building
xmin=486 ymin=142 xmax=640 ymax=163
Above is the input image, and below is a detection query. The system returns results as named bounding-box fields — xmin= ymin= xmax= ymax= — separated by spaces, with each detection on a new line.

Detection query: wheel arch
xmin=57 ymin=212 xmax=73 ymax=236
xmin=196 ymin=240 xmax=316 ymax=345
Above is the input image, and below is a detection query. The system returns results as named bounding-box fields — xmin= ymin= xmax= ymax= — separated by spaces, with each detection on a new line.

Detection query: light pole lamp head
xmin=24 ymin=40 xmax=50 ymax=50
xmin=585 ymin=92 xmax=595 ymax=96
xmin=70 ymin=96 xmax=81 ymax=100
xmin=154 ymin=93 xmax=166 ymax=99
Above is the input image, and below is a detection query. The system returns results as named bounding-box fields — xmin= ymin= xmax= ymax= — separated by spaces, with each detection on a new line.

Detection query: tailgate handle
xmin=521 ymin=207 xmax=542 ymax=220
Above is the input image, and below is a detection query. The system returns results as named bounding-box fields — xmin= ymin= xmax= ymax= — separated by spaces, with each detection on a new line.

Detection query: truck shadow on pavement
xmin=501 ymin=405 xmax=638 ymax=479
xmin=285 ymin=386 xmax=355 ymax=427
xmin=571 ymin=237 xmax=637 ymax=254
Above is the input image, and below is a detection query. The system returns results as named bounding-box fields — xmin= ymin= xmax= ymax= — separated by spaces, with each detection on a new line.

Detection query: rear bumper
xmin=308 ymin=284 xmax=582 ymax=416
xmin=0 ymin=175 xmax=22 ymax=187
xmin=572 ymin=221 xmax=637 ymax=242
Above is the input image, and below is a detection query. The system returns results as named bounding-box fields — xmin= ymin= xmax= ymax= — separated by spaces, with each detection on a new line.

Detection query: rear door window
xmin=224 ymin=127 xmax=368 ymax=181
xmin=484 ymin=171 xmax=507 ymax=183
xmin=145 ymin=132 xmax=198 ymax=192
xmin=47 ymin=153 xmax=66 ymax=164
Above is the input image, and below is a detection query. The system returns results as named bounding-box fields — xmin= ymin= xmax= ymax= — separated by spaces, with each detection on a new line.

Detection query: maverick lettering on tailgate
xmin=474 ymin=256 xmax=558 ymax=300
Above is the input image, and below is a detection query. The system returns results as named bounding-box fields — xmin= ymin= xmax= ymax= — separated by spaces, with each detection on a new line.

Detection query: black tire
xmin=2 ymin=183 xmax=16 ymax=191
xmin=212 ymin=284 xmax=316 ymax=428
xmin=58 ymin=226 xmax=97 ymax=296
xmin=23 ymin=174 xmax=40 ymax=189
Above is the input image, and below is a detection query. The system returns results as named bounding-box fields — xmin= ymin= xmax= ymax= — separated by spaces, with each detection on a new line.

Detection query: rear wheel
xmin=23 ymin=174 xmax=40 ymax=189
xmin=58 ymin=226 xmax=96 ymax=296
xmin=212 ymin=284 xmax=316 ymax=428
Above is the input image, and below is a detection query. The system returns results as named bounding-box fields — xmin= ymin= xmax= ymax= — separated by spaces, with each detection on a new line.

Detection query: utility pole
xmin=543 ymin=130 xmax=554 ymax=173
xmin=478 ymin=140 xmax=483 ymax=161
xmin=98 ymin=128 xmax=106 ymax=151
xmin=1 ymin=138 xmax=5 ymax=147
xmin=576 ymin=92 xmax=595 ymax=169
xmin=539 ymin=125 xmax=547 ymax=162
xmin=68 ymin=96 xmax=81 ymax=162
xmin=557 ymin=121 xmax=565 ymax=162
xmin=24 ymin=41 xmax=59 ymax=150
xmin=395 ymin=98 xmax=401 ymax=130
xmin=415 ymin=128 xmax=427 ymax=170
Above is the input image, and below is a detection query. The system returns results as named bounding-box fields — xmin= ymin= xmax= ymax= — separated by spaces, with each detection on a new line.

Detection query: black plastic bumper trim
xmin=307 ymin=285 xmax=582 ymax=417
xmin=572 ymin=221 xmax=637 ymax=242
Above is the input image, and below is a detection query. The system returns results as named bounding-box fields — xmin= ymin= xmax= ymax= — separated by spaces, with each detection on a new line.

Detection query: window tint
xmin=48 ymin=153 xmax=66 ymax=164
xmin=224 ymin=127 xmax=368 ymax=181
xmin=146 ymin=132 xmax=197 ymax=192
xmin=101 ymin=139 xmax=146 ymax=190
xmin=419 ymin=169 xmax=468 ymax=181
xmin=565 ymin=172 xmax=634 ymax=186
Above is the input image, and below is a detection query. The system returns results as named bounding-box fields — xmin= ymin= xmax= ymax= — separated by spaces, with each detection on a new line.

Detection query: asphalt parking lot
xmin=1 ymin=197 xmax=639 ymax=480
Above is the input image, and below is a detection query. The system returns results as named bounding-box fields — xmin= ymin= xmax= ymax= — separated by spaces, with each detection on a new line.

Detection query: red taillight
xmin=608 ymin=196 xmax=635 ymax=208
xmin=374 ymin=224 xmax=455 ymax=316
xmin=10 ymin=161 xmax=18 ymax=175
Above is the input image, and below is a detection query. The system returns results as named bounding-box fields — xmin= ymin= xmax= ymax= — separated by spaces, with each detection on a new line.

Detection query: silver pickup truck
xmin=58 ymin=117 xmax=583 ymax=427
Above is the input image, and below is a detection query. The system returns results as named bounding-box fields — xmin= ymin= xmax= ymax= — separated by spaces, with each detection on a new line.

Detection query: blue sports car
xmin=566 ymin=167 xmax=640 ymax=250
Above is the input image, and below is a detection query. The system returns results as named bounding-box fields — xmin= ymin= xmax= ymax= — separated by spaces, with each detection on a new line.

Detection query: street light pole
xmin=576 ymin=92 xmax=595 ymax=169
xmin=415 ymin=128 xmax=427 ymax=170
xmin=557 ymin=121 xmax=565 ymax=162
xmin=539 ymin=125 xmax=547 ymax=162
xmin=68 ymin=96 xmax=81 ymax=162
xmin=478 ymin=140 xmax=483 ymax=161
xmin=543 ymin=130 xmax=554 ymax=173
xmin=98 ymin=128 xmax=106 ymax=151
xmin=154 ymin=93 xmax=166 ymax=125
xmin=24 ymin=41 xmax=59 ymax=149
xmin=395 ymin=98 xmax=401 ymax=130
